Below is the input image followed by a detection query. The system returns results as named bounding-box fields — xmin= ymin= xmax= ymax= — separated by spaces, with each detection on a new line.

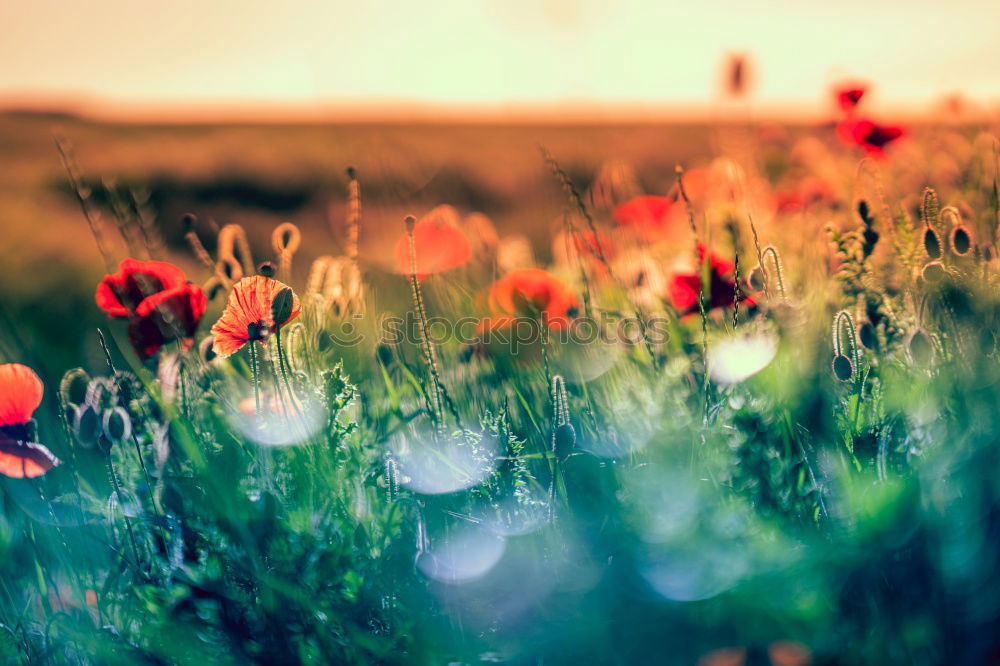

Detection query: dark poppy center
xmin=0 ymin=423 xmax=32 ymax=442
xmin=247 ymin=320 xmax=270 ymax=342
xmin=114 ymin=272 xmax=166 ymax=311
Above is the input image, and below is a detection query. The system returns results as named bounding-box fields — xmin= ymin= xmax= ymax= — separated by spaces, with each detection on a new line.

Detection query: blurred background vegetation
xmin=0 ymin=110 xmax=725 ymax=376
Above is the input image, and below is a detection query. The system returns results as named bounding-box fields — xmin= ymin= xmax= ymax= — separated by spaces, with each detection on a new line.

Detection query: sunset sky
xmin=2 ymin=0 xmax=998 ymax=118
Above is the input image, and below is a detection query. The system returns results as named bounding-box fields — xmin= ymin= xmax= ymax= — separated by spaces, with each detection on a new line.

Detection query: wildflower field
xmin=1 ymin=90 xmax=999 ymax=666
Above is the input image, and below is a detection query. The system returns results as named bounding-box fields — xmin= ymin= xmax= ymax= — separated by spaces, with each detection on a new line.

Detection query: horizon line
xmin=1 ymin=92 xmax=996 ymax=126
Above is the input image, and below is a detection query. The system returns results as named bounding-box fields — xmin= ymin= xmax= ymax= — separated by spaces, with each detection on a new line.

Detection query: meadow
xmin=0 ymin=102 xmax=998 ymax=665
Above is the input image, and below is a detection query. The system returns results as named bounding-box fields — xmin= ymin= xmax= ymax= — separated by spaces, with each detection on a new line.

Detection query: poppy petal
xmin=0 ymin=434 xmax=59 ymax=478
xmin=394 ymin=208 xmax=472 ymax=277
xmin=484 ymin=269 xmax=579 ymax=325
xmin=669 ymin=274 xmax=701 ymax=314
xmin=96 ymin=259 xmax=193 ymax=318
xmin=0 ymin=364 xmax=44 ymax=427
xmin=836 ymin=85 xmax=867 ymax=111
xmin=95 ymin=275 xmax=133 ymax=318
xmin=133 ymin=284 xmax=209 ymax=352
xmin=210 ymin=277 xmax=301 ymax=358
xmin=613 ymin=196 xmax=674 ymax=231
xmin=120 ymin=259 xmax=187 ymax=291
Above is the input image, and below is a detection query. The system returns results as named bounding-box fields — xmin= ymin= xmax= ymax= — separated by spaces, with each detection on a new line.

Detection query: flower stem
xmin=249 ymin=341 xmax=262 ymax=419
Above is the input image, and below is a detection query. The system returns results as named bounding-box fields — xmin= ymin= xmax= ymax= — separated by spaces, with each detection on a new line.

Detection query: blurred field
xmin=7 ymin=103 xmax=1000 ymax=664
xmin=0 ymin=111 xmax=735 ymax=372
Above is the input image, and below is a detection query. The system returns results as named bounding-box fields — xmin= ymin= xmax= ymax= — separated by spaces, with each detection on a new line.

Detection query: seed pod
xmin=908 ymin=330 xmax=935 ymax=365
xmin=923 ymin=227 xmax=942 ymax=259
xmin=375 ymin=342 xmax=393 ymax=368
xmin=832 ymin=354 xmax=854 ymax=381
xmin=317 ymin=330 xmax=334 ymax=353
xmin=60 ymin=368 xmax=91 ymax=410
xmin=216 ymin=256 xmax=243 ymax=285
xmin=862 ymin=225 xmax=879 ymax=258
xmin=102 ymin=407 xmax=132 ymax=445
xmin=272 ymin=222 xmax=301 ymax=255
xmin=747 ymin=266 xmax=767 ymax=292
xmin=271 ymin=287 xmax=296 ymax=328
xmin=921 ymin=261 xmax=947 ymax=283
xmin=272 ymin=222 xmax=301 ymax=280
xmin=84 ymin=377 xmax=114 ymax=407
xmin=199 ymin=335 xmax=217 ymax=363
xmin=554 ymin=423 xmax=576 ymax=460
xmin=217 ymin=223 xmax=254 ymax=277
xmin=205 ymin=280 xmax=224 ymax=301
xmin=459 ymin=344 xmax=476 ymax=364
xmin=73 ymin=404 xmax=102 ymax=448
xmin=950 ymin=225 xmax=972 ymax=256
xmin=110 ymin=373 xmax=137 ymax=408
xmin=857 ymin=199 xmax=873 ymax=225
xmin=858 ymin=321 xmax=878 ymax=351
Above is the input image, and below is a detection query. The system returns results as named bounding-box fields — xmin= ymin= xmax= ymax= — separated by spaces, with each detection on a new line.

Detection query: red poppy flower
xmin=394 ymin=207 xmax=472 ymax=278
xmin=0 ymin=364 xmax=59 ymax=478
xmin=96 ymin=259 xmax=207 ymax=359
xmin=774 ymin=177 xmax=837 ymax=213
xmin=481 ymin=269 xmax=580 ymax=331
xmin=613 ymin=196 xmax=676 ymax=239
xmin=725 ymin=53 xmax=747 ymax=97
xmin=210 ymin=276 xmax=302 ymax=358
xmin=835 ymin=85 xmax=867 ymax=112
xmin=553 ymin=229 xmax=616 ymax=275
xmin=669 ymin=245 xmax=756 ymax=316
xmin=837 ymin=118 xmax=904 ymax=157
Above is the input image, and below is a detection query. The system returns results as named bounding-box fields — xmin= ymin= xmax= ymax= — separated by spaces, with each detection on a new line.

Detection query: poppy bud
xmin=247 ymin=321 xmax=268 ymax=343
xmin=271 ymin=287 xmax=295 ymax=328
xmin=111 ymin=371 xmax=137 ymax=406
xmin=404 ymin=215 xmax=416 ymax=233
xmin=857 ymin=199 xmax=872 ymax=225
xmin=220 ymin=257 xmax=241 ymax=281
xmin=908 ymin=330 xmax=934 ymax=365
xmin=950 ymin=225 xmax=972 ymax=256
xmin=459 ymin=344 xmax=475 ymax=364
xmin=832 ymin=354 xmax=854 ymax=381
xmin=923 ymin=227 xmax=942 ymax=259
xmin=346 ymin=166 xmax=357 ymax=179
xmin=376 ymin=343 xmax=394 ymax=367
xmin=316 ymin=330 xmax=333 ymax=353
xmin=73 ymin=404 xmax=102 ymax=448
xmin=858 ymin=322 xmax=878 ymax=351
xmin=747 ymin=266 xmax=767 ymax=292
xmin=272 ymin=222 xmax=301 ymax=254
xmin=199 ymin=336 xmax=217 ymax=363
xmin=862 ymin=226 xmax=879 ymax=258
xmin=258 ymin=262 xmax=276 ymax=278
xmin=554 ymin=423 xmax=576 ymax=459
xmin=921 ymin=261 xmax=947 ymax=283
xmin=102 ymin=407 xmax=132 ymax=445
xmin=182 ymin=213 xmax=197 ymax=232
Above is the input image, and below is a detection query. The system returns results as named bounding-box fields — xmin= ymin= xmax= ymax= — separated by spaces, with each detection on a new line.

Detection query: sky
xmin=1 ymin=0 xmax=998 ymax=118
